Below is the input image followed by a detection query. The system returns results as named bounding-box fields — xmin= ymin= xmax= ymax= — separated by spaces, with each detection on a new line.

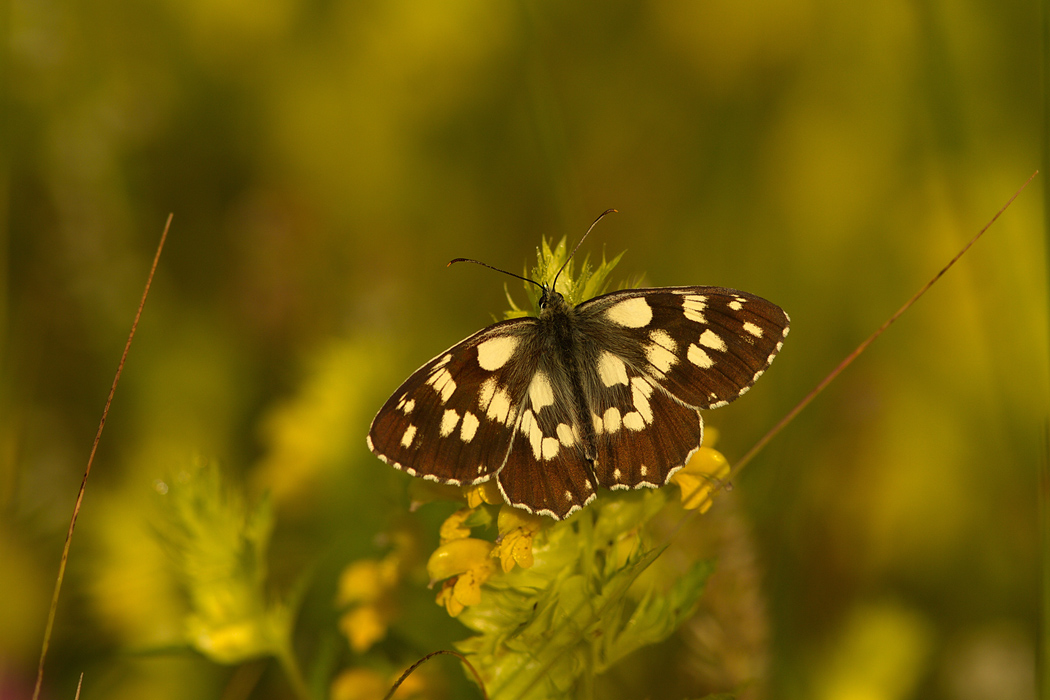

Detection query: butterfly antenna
xmin=552 ymin=208 xmax=618 ymax=291
xmin=448 ymin=257 xmax=545 ymax=292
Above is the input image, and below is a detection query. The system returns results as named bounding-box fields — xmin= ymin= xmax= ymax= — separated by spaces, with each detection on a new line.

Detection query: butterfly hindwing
xmin=582 ymin=365 xmax=703 ymax=491
xmin=495 ymin=372 xmax=597 ymax=517
xmin=367 ymin=319 xmax=540 ymax=485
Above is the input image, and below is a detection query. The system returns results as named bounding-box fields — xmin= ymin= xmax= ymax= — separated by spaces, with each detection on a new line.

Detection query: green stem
xmin=276 ymin=642 xmax=311 ymax=700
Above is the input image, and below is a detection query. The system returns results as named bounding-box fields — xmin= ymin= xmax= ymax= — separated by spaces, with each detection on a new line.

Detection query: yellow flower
xmin=439 ymin=508 xmax=475 ymax=543
xmin=427 ymin=537 xmax=494 ymax=582
xmin=336 ymin=557 xmax=399 ymax=606
xmin=670 ymin=446 xmax=731 ymax=513
xmin=463 ymin=480 xmax=503 ymax=508
xmin=335 ymin=551 xmax=403 ymax=653
xmin=330 ymin=666 xmax=428 ymax=700
xmin=427 ymin=538 xmax=497 ymax=616
xmin=330 ymin=668 xmax=387 ymax=700
xmin=493 ymin=506 xmax=545 ymax=572
xmin=435 ymin=581 xmax=466 ymax=617
xmin=338 ymin=605 xmax=388 ymax=654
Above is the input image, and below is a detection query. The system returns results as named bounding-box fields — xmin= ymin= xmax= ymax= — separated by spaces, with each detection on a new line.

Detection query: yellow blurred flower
xmin=493 ymin=506 xmax=545 ymax=573
xmin=337 ymin=557 xmax=399 ymax=606
xmin=335 ymin=535 xmax=414 ymax=653
xmin=670 ymin=446 xmax=731 ymax=513
xmin=330 ymin=665 xmax=428 ymax=700
xmin=330 ymin=668 xmax=387 ymax=700
xmin=338 ymin=605 xmax=388 ymax=654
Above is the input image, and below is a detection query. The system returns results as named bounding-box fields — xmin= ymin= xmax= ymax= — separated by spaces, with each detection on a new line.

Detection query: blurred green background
xmin=1 ymin=0 xmax=1044 ymax=698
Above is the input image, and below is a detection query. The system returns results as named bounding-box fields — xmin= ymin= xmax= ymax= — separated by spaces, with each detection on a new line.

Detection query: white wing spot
xmin=631 ymin=381 xmax=653 ymax=424
xmin=556 ymin=422 xmax=576 ymax=446
xmin=564 ymin=490 xmax=574 ymax=502
xmin=688 ymin=344 xmax=714 ymax=368
xmin=477 ymin=463 xmax=486 ymax=475
xmin=434 ymin=353 xmax=452 ymax=368
xmin=682 ymin=295 xmax=708 ymax=323
xmin=631 ymin=376 xmax=655 ymax=397
xmin=520 ymin=409 xmax=544 ymax=459
xmin=623 ymin=412 xmax=645 ymax=431
xmin=645 ymin=329 xmax=678 ymax=374
xmin=440 ymin=409 xmax=460 ymax=437
xmin=743 ymin=321 xmax=763 ymax=337
xmin=478 ymin=376 xmax=497 ymax=408
xmin=606 ymin=297 xmax=653 ymax=328
xmin=477 ymin=336 xmax=520 ymax=371
xmin=529 ymin=371 xmax=555 ymax=410
xmin=612 ymin=468 xmax=622 ymax=482
xmin=541 ymin=437 xmax=559 ymax=461
xmin=603 ymin=406 xmax=622 ymax=434
xmin=460 ymin=411 xmax=480 ymax=442
xmin=728 ymin=299 xmax=744 ymax=311
xmin=699 ymin=329 xmax=727 ymax=352
xmin=592 ymin=412 xmax=604 ymax=435
xmin=486 ymin=385 xmax=514 ymax=425
xmin=639 ymin=465 xmax=648 ymax=477
xmin=598 ymin=351 xmax=629 ymax=387
xmin=426 ymin=367 xmax=457 ymax=403
xmin=401 ymin=424 xmax=417 ymax=448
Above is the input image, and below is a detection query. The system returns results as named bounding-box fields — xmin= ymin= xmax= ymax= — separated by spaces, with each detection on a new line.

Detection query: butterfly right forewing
xmin=576 ymin=286 xmax=790 ymax=410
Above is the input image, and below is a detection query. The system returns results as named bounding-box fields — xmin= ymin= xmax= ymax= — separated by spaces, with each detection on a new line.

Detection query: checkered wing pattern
xmin=368 ymin=284 xmax=789 ymax=519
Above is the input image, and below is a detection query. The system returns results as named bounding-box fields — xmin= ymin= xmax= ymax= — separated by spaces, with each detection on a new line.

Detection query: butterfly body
xmin=368 ymin=284 xmax=789 ymax=519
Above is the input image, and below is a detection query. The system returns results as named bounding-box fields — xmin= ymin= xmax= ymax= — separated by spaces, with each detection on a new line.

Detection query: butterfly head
xmin=537 ymin=284 xmax=570 ymax=318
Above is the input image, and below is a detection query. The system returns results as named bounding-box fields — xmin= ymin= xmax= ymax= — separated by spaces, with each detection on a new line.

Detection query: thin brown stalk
xmin=730 ymin=171 xmax=1038 ymax=478
xmin=31 ymin=214 xmax=173 ymax=700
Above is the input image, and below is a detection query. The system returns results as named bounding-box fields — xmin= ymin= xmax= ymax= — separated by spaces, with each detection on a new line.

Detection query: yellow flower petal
xmin=426 ymin=538 xmax=494 ymax=584
xmin=463 ymin=480 xmax=503 ymax=508
xmin=670 ymin=446 xmax=731 ymax=512
xmin=439 ymin=508 xmax=475 ymax=543
xmin=495 ymin=528 xmax=535 ymax=573
xmin=497 ymin=505 xmax=545 ymax=535
xmin=435 ymin=580 xmax=466 ymax=617
xmin=452 ymin=565 xmax=494 ymax=607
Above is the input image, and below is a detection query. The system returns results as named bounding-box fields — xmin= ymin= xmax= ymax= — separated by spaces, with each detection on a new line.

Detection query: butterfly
xmin=367 ymin=218 xmax=789 ymax=519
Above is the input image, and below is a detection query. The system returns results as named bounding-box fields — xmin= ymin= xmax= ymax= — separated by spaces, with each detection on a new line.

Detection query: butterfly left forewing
xmin=367 ymin=318 xmax=540 ymax=485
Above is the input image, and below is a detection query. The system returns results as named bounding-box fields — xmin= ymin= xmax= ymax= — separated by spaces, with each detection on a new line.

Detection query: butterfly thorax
xmin=536 ymin=287 xmax=601 ymax=469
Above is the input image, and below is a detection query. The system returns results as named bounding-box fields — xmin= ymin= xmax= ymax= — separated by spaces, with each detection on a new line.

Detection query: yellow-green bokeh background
xmin=1 ymin=1 xmax=1044 ymax=698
